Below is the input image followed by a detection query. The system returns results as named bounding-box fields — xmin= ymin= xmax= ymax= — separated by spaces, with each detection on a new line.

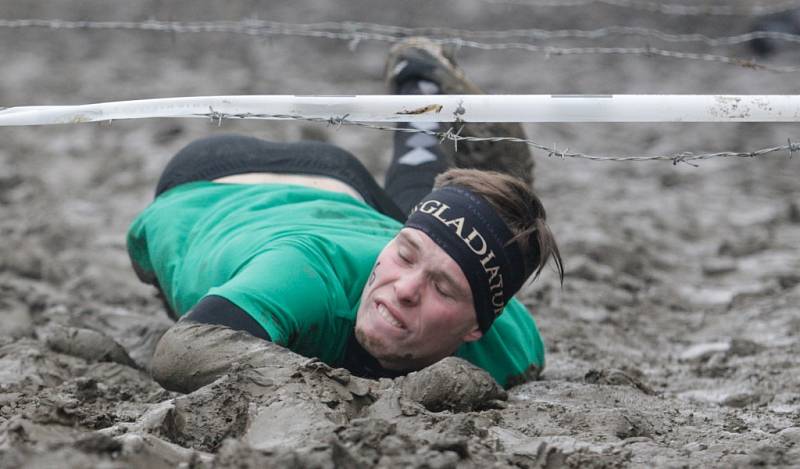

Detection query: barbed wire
xmin=201 ymin=109 xmax=800 ymax=166
xmin=271 ymin=21 xmax=800 ymax=47
xmin=0 ymin=19 xmax=796 ymax=72
xmin=481 ymin=0 xmax=800 ymax=16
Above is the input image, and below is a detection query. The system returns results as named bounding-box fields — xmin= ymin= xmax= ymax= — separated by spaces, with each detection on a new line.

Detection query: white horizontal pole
xmin=1 ymin=95 xmax=800 ymax=125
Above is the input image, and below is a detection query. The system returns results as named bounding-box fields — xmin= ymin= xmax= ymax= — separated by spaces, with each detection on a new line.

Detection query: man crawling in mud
xmin=127 ymin=38 xmax=563 ymax=393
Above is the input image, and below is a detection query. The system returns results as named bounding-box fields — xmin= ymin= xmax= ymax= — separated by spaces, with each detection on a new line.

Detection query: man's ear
xmin=462 ymin=326 xmax=483 ymax=343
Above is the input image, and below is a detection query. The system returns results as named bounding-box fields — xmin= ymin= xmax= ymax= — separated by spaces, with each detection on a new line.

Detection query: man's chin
xmin=355 ymin=326 xmax=416 ymax=371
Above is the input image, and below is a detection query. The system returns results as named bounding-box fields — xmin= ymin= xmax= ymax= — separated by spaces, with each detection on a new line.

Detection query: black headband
xmin=404 ymin=185 xmax=526 ymax=332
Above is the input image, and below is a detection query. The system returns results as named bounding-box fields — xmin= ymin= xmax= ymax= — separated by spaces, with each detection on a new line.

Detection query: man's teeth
xmin=378 ymin=303 xmax=403 ymax=328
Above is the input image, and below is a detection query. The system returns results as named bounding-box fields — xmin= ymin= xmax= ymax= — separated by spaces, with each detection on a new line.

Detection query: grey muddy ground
xmin=1 ymin=1 xmax=800 ymax=467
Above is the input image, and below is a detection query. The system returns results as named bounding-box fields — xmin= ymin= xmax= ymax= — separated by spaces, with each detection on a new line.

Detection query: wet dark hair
xmin=434 ymin=168 xmax=564 ymax=284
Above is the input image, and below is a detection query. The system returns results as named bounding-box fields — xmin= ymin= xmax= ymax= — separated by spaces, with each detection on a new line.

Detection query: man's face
xmin=355 ymin=227 xmax=482 ymax=371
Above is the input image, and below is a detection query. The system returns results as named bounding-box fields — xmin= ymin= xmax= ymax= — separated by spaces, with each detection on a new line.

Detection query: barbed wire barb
xmin=446 ymin=125 xmax=465 ymax=153
xmin=547 ymin=143 xmax=557 ymax=158
xmin=207 ymin=106 xmax=225 ymax=126
xmin=326 ymin=113 xmax=349 ymax=129
xmin=671 ymin=152 xmax=699 ymax=167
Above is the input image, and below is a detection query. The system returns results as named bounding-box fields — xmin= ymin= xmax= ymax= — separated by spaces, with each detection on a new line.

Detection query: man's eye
xmin=398 ymin=252 xmax=412 ymax=264
xmin=435 ymin=283 xmax=450 ymax=298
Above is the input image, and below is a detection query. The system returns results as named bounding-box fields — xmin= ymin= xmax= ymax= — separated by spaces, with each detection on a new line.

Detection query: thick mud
xmin=1 ymin=1 xmax=800 ymax=468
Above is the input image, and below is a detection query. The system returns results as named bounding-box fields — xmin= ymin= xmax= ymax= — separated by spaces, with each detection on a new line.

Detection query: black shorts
xmin=155 ymin=134 xmax=406 ymax=222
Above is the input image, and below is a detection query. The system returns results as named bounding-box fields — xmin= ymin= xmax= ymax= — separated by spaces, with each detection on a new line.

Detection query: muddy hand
xmin=400 ymin=356 xmax=508 ymax=412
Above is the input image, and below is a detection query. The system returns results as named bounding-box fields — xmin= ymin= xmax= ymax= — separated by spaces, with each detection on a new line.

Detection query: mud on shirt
xmin=127 ymin=181 xmax=545 ymax=388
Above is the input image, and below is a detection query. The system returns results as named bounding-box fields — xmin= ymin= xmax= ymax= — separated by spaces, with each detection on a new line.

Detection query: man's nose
xmin=394 ymin=270 xmax=423 ymax=305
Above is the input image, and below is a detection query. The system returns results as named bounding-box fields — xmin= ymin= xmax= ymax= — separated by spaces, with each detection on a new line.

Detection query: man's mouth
xmin=377 ymin=301 xmax=405 ymax=330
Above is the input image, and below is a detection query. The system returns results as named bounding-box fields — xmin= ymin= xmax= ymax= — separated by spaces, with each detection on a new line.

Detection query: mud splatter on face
xmin=368 ymin=261 xmax=380 ymax=286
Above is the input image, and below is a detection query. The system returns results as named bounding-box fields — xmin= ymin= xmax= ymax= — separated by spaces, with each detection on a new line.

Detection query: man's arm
xmin=150 ymin=319 xmax=303 ymax=393
xmin=149 ymin=245 xmax=343 ymax=392
xmin=149 ymin=295 xmax=273 ymax=392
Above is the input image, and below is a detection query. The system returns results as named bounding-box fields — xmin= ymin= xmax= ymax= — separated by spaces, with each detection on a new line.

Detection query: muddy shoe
xmin=385 ymin=37 xmax=534 ymax=186
xmin=385 ymin=37 xmax=481 ymax=95
xmin=447 ymin=121 xmax=534 ymax=187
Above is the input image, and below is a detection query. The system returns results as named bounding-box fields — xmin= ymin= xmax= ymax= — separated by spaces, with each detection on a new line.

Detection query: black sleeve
xmin=184 ymin=295 xmax=271 ymax=341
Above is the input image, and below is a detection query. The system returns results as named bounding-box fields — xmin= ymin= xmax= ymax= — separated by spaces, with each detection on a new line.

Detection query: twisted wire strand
xmin=201 ymin=109 xmax=800 ymax=166
xmin=279 ymin=21 xmax=800 ymax=47
xmin=481 ymin=0 xmax=800 ymax=16
xmin=0 ymin=19 xmax=795 ymax=72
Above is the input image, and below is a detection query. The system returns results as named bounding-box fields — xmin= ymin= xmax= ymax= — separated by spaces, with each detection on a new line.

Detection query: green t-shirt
xmin=127 ymin=181 xmax=545 ymax=387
